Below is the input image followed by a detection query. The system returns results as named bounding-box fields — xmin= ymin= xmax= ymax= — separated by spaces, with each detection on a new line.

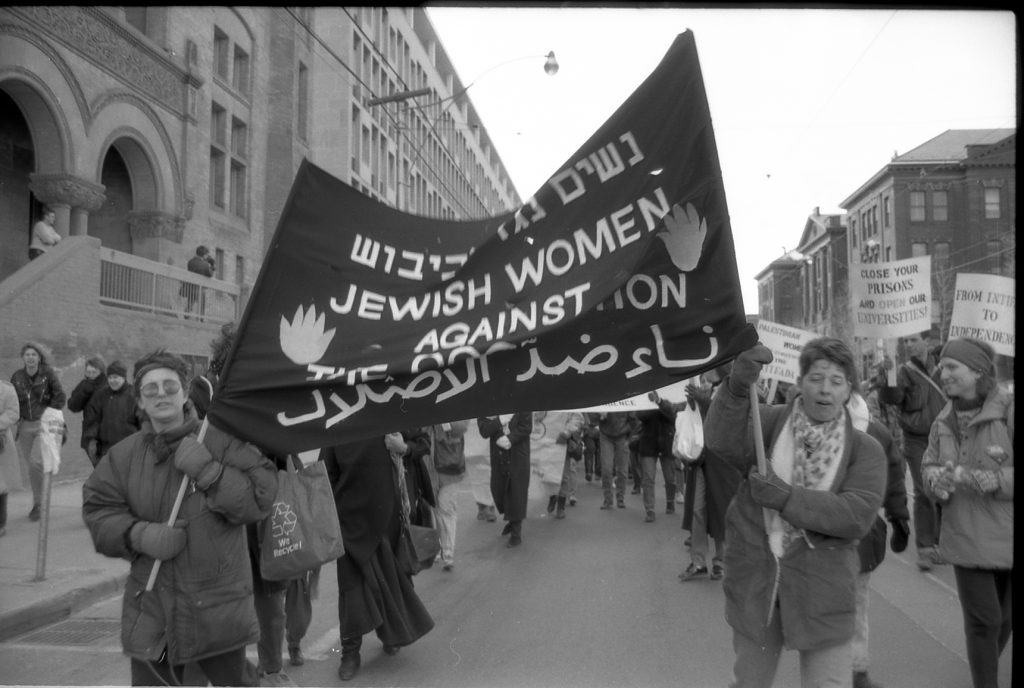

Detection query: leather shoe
xmin=383 ymin=644 xmax=400 ymax=656
xmin=679 ymin=563 xmax=708 ymax=582
xmin=506 ymin=534 xmax=522 ymax=547
xmin=287 ymin=645 xmax=304 ymax=666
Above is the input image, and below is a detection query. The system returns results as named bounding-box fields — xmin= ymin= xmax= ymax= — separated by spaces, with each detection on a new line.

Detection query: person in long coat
xmin=705 ymin=337 xmax=886 ymax=688
xmin=477 ymin=412 xmax=532 ymax=547
xmin=323 ymin=435 xmax=434 ymax=682
xmin=82 ymin=350 xmax=278 ymax=686
xmin=0 ymin=379 xmax=23 ymax=536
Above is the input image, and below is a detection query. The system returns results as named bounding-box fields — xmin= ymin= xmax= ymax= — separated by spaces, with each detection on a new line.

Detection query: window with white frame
xmin=984 ymin=187 xmax=1001 ymax=219
xmin=909 ymin=191 xmax=926 ymax=221
xmin=932 ymin=190 xmax=948 ymax=221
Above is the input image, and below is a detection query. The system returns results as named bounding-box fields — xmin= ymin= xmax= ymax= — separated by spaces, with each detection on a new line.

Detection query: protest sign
xmin=850 ymin=256 xmax=931 ymax=339
xmin=755 ymin=320 xmax=817 ymax=386
xmin=948 ymin=273 xmax=1015 ymax=357
xmin=206 ymin=31 xmax=754 ymax=455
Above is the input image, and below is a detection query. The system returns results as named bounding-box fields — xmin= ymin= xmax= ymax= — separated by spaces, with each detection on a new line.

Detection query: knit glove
xmin=954 ymin=466 xmax=1001 ymax=494
xmin=496 ymin=435 xmax=512 ymax=450
xmin=173 ymin=436 xmax=223 ymax=490
xmin=130 ymin=520 xmax=187 ymax=561
xmin=923 ymin=463 xmax=955 ymax=500
xmin=729 ymin=344 xmax=774 ymax=394
xmin=747 ymin=466 xmax=791 ymax=511
xmin=889 ymin=518 xmax=910 ymax=553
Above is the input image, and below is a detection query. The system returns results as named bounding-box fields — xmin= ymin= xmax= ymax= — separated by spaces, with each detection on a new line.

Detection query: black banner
xmin=207 ymin=31 xmax=754 ymax=455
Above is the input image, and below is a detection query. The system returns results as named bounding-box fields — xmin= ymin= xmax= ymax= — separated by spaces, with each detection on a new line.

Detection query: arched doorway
xmin=0 ymin=88 xmax=36 ymax=279
xmin=92 ymin=137 xmax=159 ymax=255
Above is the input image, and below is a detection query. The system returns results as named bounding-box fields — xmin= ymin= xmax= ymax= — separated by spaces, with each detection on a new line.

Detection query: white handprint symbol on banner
xmin=280 ymin=304 xmax=336 ymax=365
xmin=658 ymin=202 xmax=707 ymax=272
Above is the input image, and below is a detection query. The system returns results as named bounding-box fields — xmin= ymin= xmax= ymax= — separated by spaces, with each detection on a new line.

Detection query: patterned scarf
xmin=777 ymin=400 xmax=846 ymax=552
xmin=142 ymin=415 xmax=200 ymax=464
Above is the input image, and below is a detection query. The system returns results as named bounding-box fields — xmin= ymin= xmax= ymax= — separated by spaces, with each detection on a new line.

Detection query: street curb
xmin=0 ymin=573 xmax=126 ymax=643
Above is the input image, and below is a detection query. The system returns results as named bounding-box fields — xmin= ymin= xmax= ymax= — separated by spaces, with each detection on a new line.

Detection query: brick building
xmin=1 ymin=7 xmax=520 ymax=378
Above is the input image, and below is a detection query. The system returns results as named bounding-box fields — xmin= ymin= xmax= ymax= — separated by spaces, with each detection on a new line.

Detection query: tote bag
xmin=260 ymin=458 xmax=345 ymax=581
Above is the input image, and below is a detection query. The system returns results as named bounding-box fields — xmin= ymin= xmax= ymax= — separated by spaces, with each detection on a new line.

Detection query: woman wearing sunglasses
xmin=83 ymin=350 xmax=278 ymax=686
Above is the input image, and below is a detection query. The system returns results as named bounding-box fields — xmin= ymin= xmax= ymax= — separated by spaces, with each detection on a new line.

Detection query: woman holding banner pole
xmin=82 ymin=350 xmax=278 ymax=686
xmin=705 ymin=338 xmax=886 ymax=688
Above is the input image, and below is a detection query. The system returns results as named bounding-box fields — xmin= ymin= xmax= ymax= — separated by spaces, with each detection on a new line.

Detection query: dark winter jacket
xmin=635 ymin=398 xmax=678 ymax=458
xmin=84 ymin=385 xmax=141 ymax=457
xmin=878 ymin=358 xmax=946 ymax=439
xmin=10 ymin=366 xmax=66 ymax=421
xmin=857 ymin=417 xmax=910 ymax=573
xmin=706 ymin=381 xmax=886 ymax=651
xmin=82 ymin=419 xmax=277 ymax=664
xmin=597 ymin=411 xmax=636 ymax=440
xmin=478 ymin=413 xmax=532 ymax=522
xmin=69 ymin=374 xmax=107 ymax=450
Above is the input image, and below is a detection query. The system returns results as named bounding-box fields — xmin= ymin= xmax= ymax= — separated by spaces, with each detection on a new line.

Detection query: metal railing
xmin=99 ymin=248 xmax=239 ymax=324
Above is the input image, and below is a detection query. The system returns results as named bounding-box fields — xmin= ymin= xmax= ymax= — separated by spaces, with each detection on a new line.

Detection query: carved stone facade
xmin=29 ymin=173 xmax=107 ymax=212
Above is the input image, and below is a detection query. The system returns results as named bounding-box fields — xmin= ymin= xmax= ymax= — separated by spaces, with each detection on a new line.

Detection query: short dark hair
xmin=798 ymin=337 xmax=858 ymax=388
xmin=196 ymin=245 xmax=210 ymax=257
xmin=40 ymin=206 xmax=54 ymax=217
xmin=133 ymin=349 xmax=191 ymax=397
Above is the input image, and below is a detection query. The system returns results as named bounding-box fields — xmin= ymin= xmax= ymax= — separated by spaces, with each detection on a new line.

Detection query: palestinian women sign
xmin=206 ymin=31 xmax=753 ymax=455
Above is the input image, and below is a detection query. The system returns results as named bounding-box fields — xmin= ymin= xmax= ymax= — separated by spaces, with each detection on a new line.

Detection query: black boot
xmin=338 ymin=636 xmax=362 ymax=681
xmin=555 ymin=495 xmax=567 ymax=519
xmin=665 ymin=485 xmax=676 ymax=514
xmin=547 ymin=494 xmax=557 ymax=513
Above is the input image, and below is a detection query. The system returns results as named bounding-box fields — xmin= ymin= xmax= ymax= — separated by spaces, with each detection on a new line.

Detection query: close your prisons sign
xmin=850 ymin=256 xmax=932 ymax=339
xmin=206 ymin=31 xmax=754 ymax=455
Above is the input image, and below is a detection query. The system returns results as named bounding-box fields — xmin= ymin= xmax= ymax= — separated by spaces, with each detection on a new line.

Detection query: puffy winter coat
xmin=921 ymin=386 xmax=1013 ymax=569
xmin=83 ymin=385 xmax=141 ymax=456
xmin=82 ymin=419 xmax=277 ymax=664
xmin=706 ymin=382 xmax=886 ymax=651
xmin=69 ymin=375 xmax=107 ymax=450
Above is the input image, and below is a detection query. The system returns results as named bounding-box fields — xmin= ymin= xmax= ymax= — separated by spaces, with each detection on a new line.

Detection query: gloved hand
xmin=924 ymin=463 xmax=955 ymax=500
xmin=955 ymin=466 xmax=1001 ymax=494
xmin=747 ymin=466 xmax=791 ymax=511
xmin=496 ymin=435 xmax=512 ymax=450
xmin=889 ymin=518 xmax=910 ymax=553
xmin=729 ymin=344 xmax=774 ymax=393
xmin=130 ymin=520 xmax=187 ymax=561
xmin=173 ymin=436 xmax=222 ymax=490
xmin=384 ymin=432 xmax=407 ymax=455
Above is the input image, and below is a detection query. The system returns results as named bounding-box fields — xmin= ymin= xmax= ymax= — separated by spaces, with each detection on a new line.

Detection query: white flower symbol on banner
xmin=658 ymin=202 xmax=707 ymax=272
xmin=280 ymin=304 xmax=336 ymax=365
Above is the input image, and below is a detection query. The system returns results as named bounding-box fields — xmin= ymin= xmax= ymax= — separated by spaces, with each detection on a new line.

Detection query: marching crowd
xmin=0 ymin=328 xmax=1012 ymax=688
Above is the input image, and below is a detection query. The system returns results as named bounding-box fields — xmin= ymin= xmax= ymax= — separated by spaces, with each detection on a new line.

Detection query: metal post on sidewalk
xmin=33 ymin=471 xmax=52 ymax=581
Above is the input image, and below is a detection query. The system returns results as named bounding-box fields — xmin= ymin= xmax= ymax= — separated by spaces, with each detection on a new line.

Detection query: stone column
xmin=28 ymin=173 xmax=106 ymax=236
xmin=128 ymin=210 xmax=186 ymax=263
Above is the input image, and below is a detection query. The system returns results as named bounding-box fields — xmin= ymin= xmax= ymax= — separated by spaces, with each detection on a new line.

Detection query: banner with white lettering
xmin=755 ymin=320 xmax=818 ymax=385
xmin=206 ymin=31 xmax=754 ymax=455
xmin=850 ymin=256 xmax=932 ymax=338
xmin=948 ymin=273 xmax=1015 ymax=357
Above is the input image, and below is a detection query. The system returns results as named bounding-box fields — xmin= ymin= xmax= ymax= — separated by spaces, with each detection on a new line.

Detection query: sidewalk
xmin=0 ymin=478 xmax=126 ymax=642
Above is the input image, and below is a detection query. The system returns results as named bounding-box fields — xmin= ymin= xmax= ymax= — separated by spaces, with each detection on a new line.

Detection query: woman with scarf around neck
xmin=921 ymin=338 xmax=1013 ymax=688
xmin=705 ymin=337 xmax=886 ymax=688
xmin=82 ymin=350 xmax=277 ymax=686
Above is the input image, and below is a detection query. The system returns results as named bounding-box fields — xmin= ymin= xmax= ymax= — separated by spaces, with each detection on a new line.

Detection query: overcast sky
xmin=425 ymin=6 xmax=1017 ymax=313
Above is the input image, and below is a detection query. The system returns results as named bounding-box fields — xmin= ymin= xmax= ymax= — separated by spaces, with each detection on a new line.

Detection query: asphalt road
xmin=0 ymin=449 xmax=1011 ymax=687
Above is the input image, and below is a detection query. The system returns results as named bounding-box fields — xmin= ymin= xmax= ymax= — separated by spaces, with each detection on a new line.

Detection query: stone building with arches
xmin=1 ymin=6 xmax=521 ymax=381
